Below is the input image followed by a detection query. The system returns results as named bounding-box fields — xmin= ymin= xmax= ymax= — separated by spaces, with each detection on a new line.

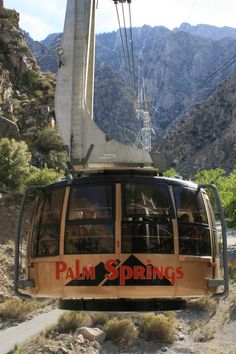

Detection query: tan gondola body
xmin=16 ymin=170 xmax=225 ymax=310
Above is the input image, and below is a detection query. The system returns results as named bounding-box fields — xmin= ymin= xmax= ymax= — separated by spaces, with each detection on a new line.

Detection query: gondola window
xmin=65 ymin=185 xmax=114 ymax=254
xmin=32 ymin=188 xmax=65 ymax=257
xmin=174 ymin=187 xmax=211 ymax=256
xmin=122 ymin=183 xmax=174 ymax=254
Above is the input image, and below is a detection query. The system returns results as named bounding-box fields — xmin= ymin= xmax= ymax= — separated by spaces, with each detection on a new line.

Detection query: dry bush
xmin=189 ymin=297 xmax=218 ymax=314
xmin=91 ymin=312 xmax=110 ymax=326
xmin=35 ymin=332 xmax=47 ymax=346
xmin=194 ymin=325 xmax=215 ymax=342
xmin=57 ymin=311 xmax=92 ymax=333
xmin=229 ymin=262 xmax=236 ymax=282
xmin=141 ymin=312 xmax=177 ymax=343
xmin=105 ymin=317 xmax=138 ymax=346
xmin=0 ymin=298 xmax=38 ymax=321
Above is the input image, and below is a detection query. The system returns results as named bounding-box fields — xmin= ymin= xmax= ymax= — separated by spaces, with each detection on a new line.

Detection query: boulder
xmin=76 ymin=327 xmax=106 ymax=343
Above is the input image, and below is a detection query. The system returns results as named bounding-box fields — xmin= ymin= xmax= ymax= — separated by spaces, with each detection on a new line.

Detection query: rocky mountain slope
xmin=156 ymin=70 xmax=236 ymax=175
xmin=0 ymin=6 xmax=54 ymax=135
xmin=174 ymin=23 xmax=236 ymax=40
xmin=2 ymin=0 xmax=236 ymax=173
xmin=0 ymin=2 xmax=66 ymax=170
xmin=25 ymin=24 xmax=236 ymax=146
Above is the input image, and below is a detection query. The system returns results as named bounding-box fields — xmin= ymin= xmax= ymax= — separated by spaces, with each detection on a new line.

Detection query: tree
xmin=164 ymin=168 xmax=178 ymax=178
xmin=194 ymin=168 xmax=236 ymax=227
xmin=26 ymin=166 xmax=64 ymax=187
xmin=33 ymin=127 xmax=67 ymax=170
xmin=0 ymin=138 xmax=31 ymax=189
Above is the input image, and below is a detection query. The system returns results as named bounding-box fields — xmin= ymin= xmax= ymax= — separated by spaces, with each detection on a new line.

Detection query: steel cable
xmin=121 ymin=1 xmax=134 ymax=92
xmin=195 ymin=53 xmax=236 ymax=92
xmin=114 ymin=1 xmax=136 ymax=96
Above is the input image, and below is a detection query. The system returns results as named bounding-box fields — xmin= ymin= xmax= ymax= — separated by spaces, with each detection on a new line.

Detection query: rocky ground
xmin=9 ymin=282 xmax=236 ymax=354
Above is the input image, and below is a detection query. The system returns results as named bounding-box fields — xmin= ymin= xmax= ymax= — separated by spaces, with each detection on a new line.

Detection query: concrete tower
xmin=55 ymin=0 xmax=153 ymax=171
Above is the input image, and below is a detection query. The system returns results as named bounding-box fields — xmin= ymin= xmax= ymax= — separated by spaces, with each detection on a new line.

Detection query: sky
xmin=4 ymin=0 xmax=236 ymax=41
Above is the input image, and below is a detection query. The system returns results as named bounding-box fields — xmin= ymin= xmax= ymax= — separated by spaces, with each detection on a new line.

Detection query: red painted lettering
xmin=164 ymin=266 xmax=175 ymax=284
xmin=105 ymin=259 xmax=119 ymax=280
xmin=66 ymin=266 xmax=75 ymax=280
xmin=75 ymin=260 xmax=80 ymax=280
xmin=146 ymin=265 xmax=153 ymax=280
xmin=153 ymin=266 xmax=164 ymax=280
xmin=81 ymin=266 xmax=95 ymax=280
xmin=176 ymin=266 xmax=184 ymax=279
xmin=56 ymin=261 xmax=67 ymax=280
xmin=120 ymin=266 xmax=133 ymax=285
xmin=134 ymin=266 xmax=146 ymax=280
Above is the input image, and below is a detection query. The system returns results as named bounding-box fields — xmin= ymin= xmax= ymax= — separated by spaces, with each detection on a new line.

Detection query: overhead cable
xmin=128 ymin=1 xmax=137 ymax=95
xmin=121 ymin=1 xmax=134 ymax=91
xmin=195 ymin=53 xmax=236 ymax=92
xmin=114 ymin=1 xmax=136 ymax=96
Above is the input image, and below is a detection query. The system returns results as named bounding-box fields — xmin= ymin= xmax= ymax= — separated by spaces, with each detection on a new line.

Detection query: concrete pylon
xmin=55 ymin=0 xmax=154 ymax=171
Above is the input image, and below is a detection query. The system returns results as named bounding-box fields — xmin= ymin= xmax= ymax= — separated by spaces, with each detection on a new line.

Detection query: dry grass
xmin=194 ymin=324 xmax=215 ymax=342
xmin=91 ymin=312 xmax=110 ymax=326
xmin=105 ymin=317 xmax=138 ymax=346
xmin=0 ymin=298 xmax=38 ymax=321
xmin=188 ymin=297 xmax=218 ymax=314
xmin=141 ymin=312 xmax=177 ymax=343
xmin=56 ymin=311 xmax=92 ymax=333
xmin=229 ymin=262 xmax=236 ymax=282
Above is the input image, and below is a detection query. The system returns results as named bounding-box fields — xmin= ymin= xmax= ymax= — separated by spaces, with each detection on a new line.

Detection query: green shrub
xmin=32 ymin=127 xmax=67 ymax=170
xmin=164 ymin=168 xmax=178 ymax=177
xmin=105 ymin=318 xmax=138 ymax=346
xmin=0 ymin=138 xmax=31 ymax=189
xmin=34 ymin=127 xmax=65 ymax=153
xmin=57 ymin=312 xmax=92 ymax=333
xmin=26 ymin=166 xmax=63 ymax=187
xmin=141 ymin=313 xmax=177 ymax=343
xmin=0 ymin=298 xmax=38 ymax=321
xmin=193 ymin=168 xmax=236 ymax=227
xmin=21 ymin=70 xmax=41 ymax=90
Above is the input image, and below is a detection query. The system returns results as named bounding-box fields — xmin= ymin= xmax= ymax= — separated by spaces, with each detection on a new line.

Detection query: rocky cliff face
xmin=95 ymin=26 xmax=236 ymax=133
xmin=156 ymin=70 xmax=236 ymax=175
xmin=26 ymin=25 xmax=236 ymax=140
xmin=175 ymin=23 xmax=236 ymax=40
xmin=4 ymin=6 xmax=236 ymax=175
xmin=0 ymin=5 xmax=55 ymax=143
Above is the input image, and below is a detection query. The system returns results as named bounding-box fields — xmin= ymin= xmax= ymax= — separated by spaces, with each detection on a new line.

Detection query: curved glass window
xmin=174 ymin=187 xmax=211 ymax=256
xmin=32 ymin=188 xmax=65 ymax=257
xmin=122 ymin=183 xmax=174 ymax=254
xmin=65 ymin=184 xmax=114 ymax=254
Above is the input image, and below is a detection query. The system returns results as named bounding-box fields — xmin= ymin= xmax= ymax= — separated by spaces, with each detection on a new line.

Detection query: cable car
xmin=15 ymin=169 xmax=228 ymax=311
xmin=14 ymin=0 xmax=228 ymax=311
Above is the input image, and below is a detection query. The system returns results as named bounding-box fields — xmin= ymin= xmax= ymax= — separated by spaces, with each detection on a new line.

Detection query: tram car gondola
xmin=15 ymin=169 xmax=228 ymax=311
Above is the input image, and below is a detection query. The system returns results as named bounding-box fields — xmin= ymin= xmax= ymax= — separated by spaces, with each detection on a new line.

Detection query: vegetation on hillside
xmin=0 ymin=138 xmax=64 ymax=191
xmin=165 ymin=168 xmax=236 ymax=227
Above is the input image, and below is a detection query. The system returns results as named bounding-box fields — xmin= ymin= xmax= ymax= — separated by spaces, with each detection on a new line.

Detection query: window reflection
xmin=174 ymin=187 xmax=208 ymax=224
xmin=122 ymin=183 xmax=174 ymax=254
xmin=65 ymin=184 xmax=114 ymax=254
xmin=124 ymin=183 xmax=172 ymax=219
xmin=68 ymin=185 xmax=112 ymax=220
xmin=174 ymin=187 xmax=211 ymax=256
xmin=32 ymin=188 xmax=65 ymax=257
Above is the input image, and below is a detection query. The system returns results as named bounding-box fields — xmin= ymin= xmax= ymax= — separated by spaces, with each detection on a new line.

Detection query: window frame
xmin=31 ymin=186 xmax=65 ymax=258
xmin=173 ymin=186 xmax=212 ymax=257
xmin=121 ymin=180 xmax=175 ymax=254
xmin=64 ymin=182 xmax=115 ymax=255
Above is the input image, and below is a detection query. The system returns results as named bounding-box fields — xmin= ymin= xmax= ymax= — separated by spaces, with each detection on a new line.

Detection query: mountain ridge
xmin=25 ymin=23 xmax=236 ymax=142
